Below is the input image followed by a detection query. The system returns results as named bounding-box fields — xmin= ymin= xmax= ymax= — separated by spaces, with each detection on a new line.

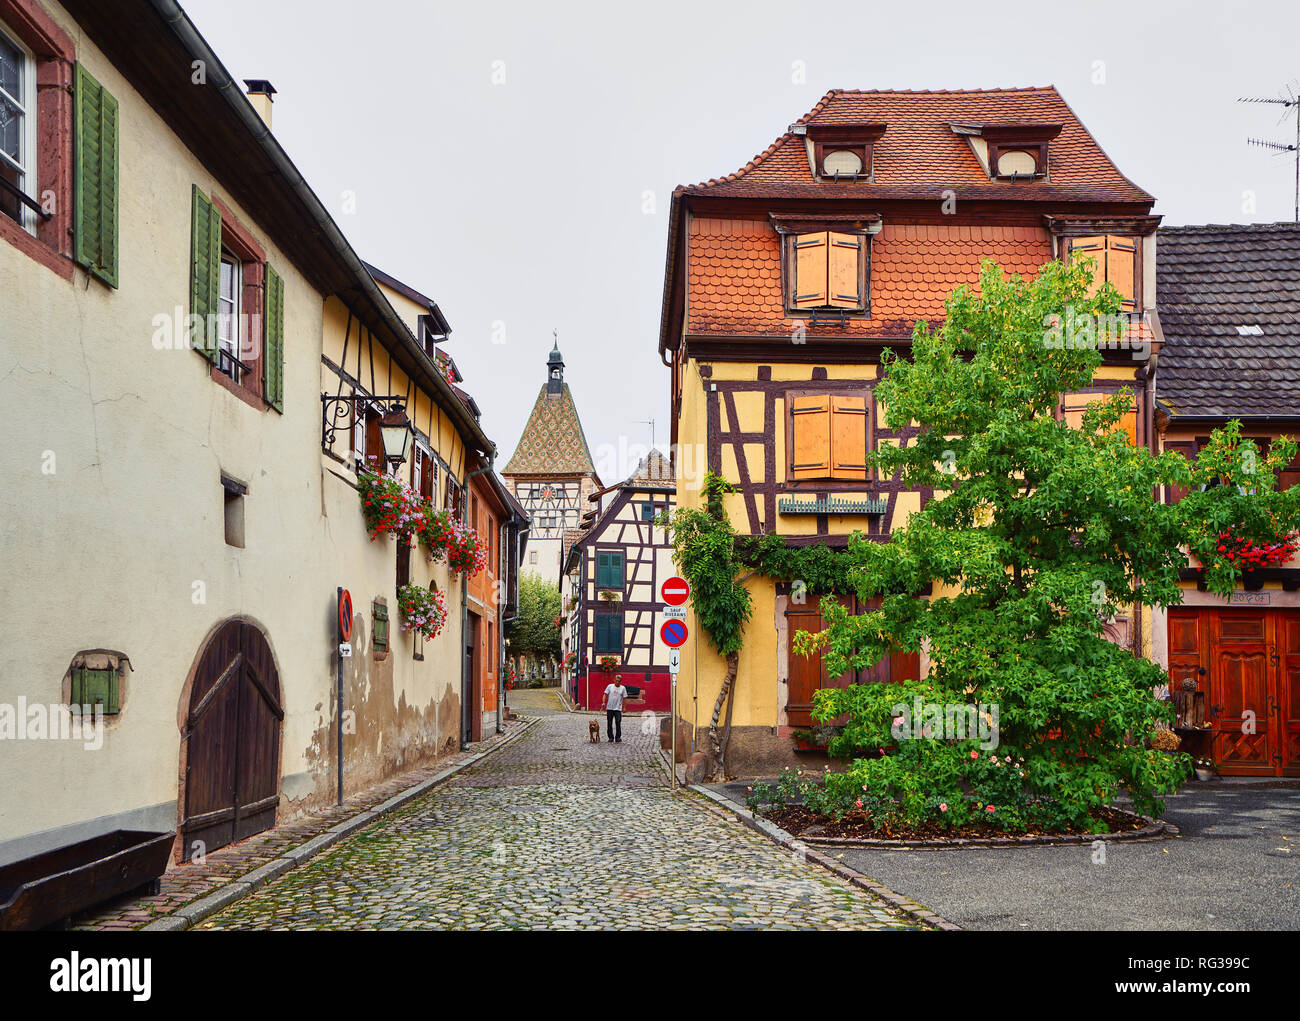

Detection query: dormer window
xmin=803 ymin=123 xmax=887 ymax=182
xmin=784 ymin=230 xmax=869 ymax=314
xmin=953 ymin=123 xmax=1061 ymax=180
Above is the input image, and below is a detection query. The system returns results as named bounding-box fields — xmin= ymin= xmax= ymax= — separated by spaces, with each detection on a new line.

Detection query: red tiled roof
xmin=687 ymin=218 xmax=1050 ymax=337
xmin=681 ymin=88 xmax=1152 ymax=204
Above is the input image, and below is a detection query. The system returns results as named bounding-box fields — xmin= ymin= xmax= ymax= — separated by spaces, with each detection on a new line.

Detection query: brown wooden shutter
xmin=792 ymin=232 xmax=828 ymax=309
xmin=1106 ymin=235 xmax=1138 ymax=312
xmin=364 ymin=407 xmax=383 ymax=472
xmin=1164 ymin=440 xmax=1196 ymax=503
xmin=827 ymin=233 xmax=863 ymax=309
xmin=790 ymin=395 xmax=831 ymax=479
xmin=830 ymin=395 xmax=869 ymax=479
xmin=1070 ymin=235 xmax=1106 ymax=299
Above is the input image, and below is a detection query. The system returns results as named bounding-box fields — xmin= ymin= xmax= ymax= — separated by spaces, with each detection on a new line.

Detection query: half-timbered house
xmin=560 ymin=451 xmax=677 ymax=712
xmin=1154 ymin=223 xmax=1300 ymax=777
xmin=1 ymin=0 xmax=503 ymax=866
xmin=658 ymin=87 xmax=1160 ymax=774
xmin=503 ymin=342 xmax=603 ymax=588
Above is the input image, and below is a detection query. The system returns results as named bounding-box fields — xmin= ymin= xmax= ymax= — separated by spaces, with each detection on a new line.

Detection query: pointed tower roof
xmin=502 ymin=342 xmax=598 ymax=476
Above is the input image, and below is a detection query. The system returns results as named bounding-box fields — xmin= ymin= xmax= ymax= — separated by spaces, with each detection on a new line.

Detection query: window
xmin=1062 ymin=392 xmax=1137 ymax=445
xmin=189 ymin=185 xmax=284 ymax=409
xmin=218 ymin=250 xmax=242 ymax=383
xmin=70 ymin=666 xmax=120 ymax=715
xmin=373 ymin=599 xmax=389 ymax=655
xmin=594 ymin=613 xmax=622 ymax=654
xmin=529 ymin=551 xmax=538 ymax=564
xmin=1069 ymin=235 xmax=1138 ymax=313
xmin=596 ymin=550 xmax=624 ymax=590
xmin=222 ymin=474 xmax=246 ymax=548
xmin=445 ymin=475 xmax=462 ymax=521
xmin=396 ymin=536 xmax=411 ymax=589
xmin=0 ymin=23 xmax=34 ymax=231
xmin=413 ymin=444 xmax=436 ymax=500
xmin=806 ymin=122 xmax=885 ymax=182
xmin=787 ymin=231 xmax=867 ymax=313
xmin=788 ymin=393 xmax=869 ymax=483
xmin=640 ymin=503 xmax=656 ymax=521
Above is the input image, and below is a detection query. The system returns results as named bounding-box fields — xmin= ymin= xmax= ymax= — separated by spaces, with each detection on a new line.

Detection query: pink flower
xmin=990 ymin=755 xmax=998 ymax=763
xmin=970 ymin=750 xmax=979 ymax=759
xmin=986 ymin=805 xmax=996 ymax=813
xmin=855 ymin=799 xmax=863 ymax=809
xmin=939 ymin=803 xmax=948 ymax=812
xmin=892 ymin=716 xmax=904 ymax=726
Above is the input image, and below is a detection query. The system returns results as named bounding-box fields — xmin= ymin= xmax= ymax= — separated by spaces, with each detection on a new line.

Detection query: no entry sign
xmin=660 ymin=619 xmax=689 ymax=648
xmin=661 ymin=576 xmax=691 ymax=606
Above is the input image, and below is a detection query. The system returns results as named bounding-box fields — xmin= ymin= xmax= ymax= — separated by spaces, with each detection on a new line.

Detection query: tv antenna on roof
xmin=1240 ymin=84 xmax=1300 ymax=222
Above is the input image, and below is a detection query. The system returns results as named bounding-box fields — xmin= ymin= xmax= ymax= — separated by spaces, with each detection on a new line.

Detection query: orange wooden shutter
xmin=830 ymin=395 xmax=869 ymax=479
xmin=1117 ymin=391 xmax=1137 ymax=445
xmin=827 ymin=233 xmax=863 ymax=309
xmin=792 ymin=232 xmax=828 ymax=308
xmin=791 ymin=395 xmax=831 ymax=479
xmin=1071 ymin=236 xmax=1106 ymax=298
xmin=1106 ymin=235 xmax=1137 ymax=312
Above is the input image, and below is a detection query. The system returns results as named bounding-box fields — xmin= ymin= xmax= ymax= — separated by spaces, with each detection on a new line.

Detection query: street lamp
xmin=378 ymin=404 xmax=412 ymax=469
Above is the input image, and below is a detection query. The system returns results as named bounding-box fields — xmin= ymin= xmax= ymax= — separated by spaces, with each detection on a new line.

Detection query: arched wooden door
xmin=181 ymin=620 xmax=283 ymax=855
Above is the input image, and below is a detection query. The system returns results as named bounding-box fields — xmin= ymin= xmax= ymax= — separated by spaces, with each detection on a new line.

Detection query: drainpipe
xmin=460 ymin=454 xmax=496 ymax=749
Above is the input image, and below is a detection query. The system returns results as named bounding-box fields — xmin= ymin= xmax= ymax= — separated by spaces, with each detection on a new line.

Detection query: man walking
xmin=601 ymin=674 xmax=628 ymax=743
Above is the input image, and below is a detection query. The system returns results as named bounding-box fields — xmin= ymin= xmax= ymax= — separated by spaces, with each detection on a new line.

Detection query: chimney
xmin=243 ymin=79 xmax=277 ymax=130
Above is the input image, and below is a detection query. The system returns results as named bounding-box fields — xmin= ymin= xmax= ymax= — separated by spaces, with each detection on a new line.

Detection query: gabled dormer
xmin=952 ymin=122 xmax=1062 ymax=180
xmin=795 ymin=122 xmax=888 ymax=181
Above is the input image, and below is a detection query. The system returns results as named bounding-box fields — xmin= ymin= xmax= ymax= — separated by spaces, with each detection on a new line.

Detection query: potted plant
xmin=598 ymin=655 xmax=620 ymax=672
xmin=1193 ymin=756 xmax=1216 ymax=781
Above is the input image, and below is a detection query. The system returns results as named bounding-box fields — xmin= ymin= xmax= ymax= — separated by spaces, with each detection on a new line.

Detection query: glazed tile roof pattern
xmin=681 ymin=88 xmax=1152 ymax=204
xmin=1156 ymin=223 xmax=1300 ymax=418
xmin=687 ymin=218 xmax=1050 ymax=336
xmin=502 ymin=383 xmax=599 ymax=476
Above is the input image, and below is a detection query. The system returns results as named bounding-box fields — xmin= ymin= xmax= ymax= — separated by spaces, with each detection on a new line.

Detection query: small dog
xmin=588 ymin=720 xmax=601 ymax=744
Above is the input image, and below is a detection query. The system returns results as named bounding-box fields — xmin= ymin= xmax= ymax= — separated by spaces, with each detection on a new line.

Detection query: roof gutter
xmin=149 ymin=0 xmax=493 ymax=457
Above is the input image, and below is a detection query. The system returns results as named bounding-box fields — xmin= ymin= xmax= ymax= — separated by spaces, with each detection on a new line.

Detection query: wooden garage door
xmin=181 ymin=621 xmax=283 ymax=856
xmin=1168 ymin=607 xmax=1300 ymax=777
xmin=785 ymin=596 xmax=920 ymax=728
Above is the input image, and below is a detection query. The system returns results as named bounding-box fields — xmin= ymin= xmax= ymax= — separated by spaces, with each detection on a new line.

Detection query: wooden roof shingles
xmin=1156 ymin=223 xmax=1300 ymax=420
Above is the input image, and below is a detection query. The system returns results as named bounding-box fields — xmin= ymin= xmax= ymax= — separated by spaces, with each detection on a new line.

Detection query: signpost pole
xmin=336 ymin=586 xmax=344 ymax=807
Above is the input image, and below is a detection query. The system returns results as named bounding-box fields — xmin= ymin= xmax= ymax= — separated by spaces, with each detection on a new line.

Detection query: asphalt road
xmin=812 ymin=785 xmax=1300 ymax=930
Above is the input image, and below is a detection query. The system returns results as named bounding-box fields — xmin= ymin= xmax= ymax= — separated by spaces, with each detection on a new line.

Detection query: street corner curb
xmin=147 ymin=714 xmax=541 ymax=932
xmin=685 ymin=783 xmax=962 ymax=932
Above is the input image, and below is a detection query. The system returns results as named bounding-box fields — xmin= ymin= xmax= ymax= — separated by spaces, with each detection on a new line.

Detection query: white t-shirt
xmin=604 ymin=684 xmax=627 ymax=711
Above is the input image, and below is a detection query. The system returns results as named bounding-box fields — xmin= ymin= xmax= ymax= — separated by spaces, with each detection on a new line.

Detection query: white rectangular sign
xmin=668 ymin=648 xmax=681 ymax=674
xmin=339 ymin=643 xmax=353 ymax=658
xmin=662 ymin=605 xmax=687 ymax=620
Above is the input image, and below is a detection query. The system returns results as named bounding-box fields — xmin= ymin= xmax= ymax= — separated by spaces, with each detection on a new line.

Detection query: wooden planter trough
xmin=0 ymin=830 xmax=173 ymax=931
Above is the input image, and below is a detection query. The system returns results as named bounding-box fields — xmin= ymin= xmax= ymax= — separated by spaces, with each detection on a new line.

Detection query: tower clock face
xmin=521 ymin=480 xmax=578 ymax=538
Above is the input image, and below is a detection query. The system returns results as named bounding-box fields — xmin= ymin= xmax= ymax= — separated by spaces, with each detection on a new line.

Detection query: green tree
xmin=512 ymin=571 xmax=562 ymax=670
xmin=797 ymin=257 xmax=1299 ymax=832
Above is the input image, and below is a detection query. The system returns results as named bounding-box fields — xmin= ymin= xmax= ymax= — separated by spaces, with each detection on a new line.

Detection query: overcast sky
xmin=183 ymin=0 xmax=1300 ymax=480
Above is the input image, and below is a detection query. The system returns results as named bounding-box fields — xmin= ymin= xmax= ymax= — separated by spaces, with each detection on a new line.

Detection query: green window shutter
xmin=596 ymin=615 xmax=622 ymax=654
xmin=73 ymin=63 xmax=119 ymax=288
xmin=610 ymin=552 xmax=624 ymax=588
xmin=190 ymin=185 xmax=222 ymax=363
xmin=263 ymin=263 xmax=285 ymax=412
xmin=373 ymin=600 xmax=389 ymax=653
xmin=596 ymin=552 xmax=610 ymax=588
xmin=71 ymin=666 xmax=120 ymax=715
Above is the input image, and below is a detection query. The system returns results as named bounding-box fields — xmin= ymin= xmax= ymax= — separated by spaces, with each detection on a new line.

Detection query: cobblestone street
xmin=198 ymin=694 xmax=915 ymax=930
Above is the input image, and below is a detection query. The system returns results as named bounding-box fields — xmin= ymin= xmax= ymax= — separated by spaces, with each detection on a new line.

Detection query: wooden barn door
xmin=182 ymin=621 xmax=283 ymax=855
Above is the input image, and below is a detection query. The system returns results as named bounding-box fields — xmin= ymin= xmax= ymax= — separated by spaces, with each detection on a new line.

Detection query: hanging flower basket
xmin=397 ymin=584 xmax=448 ymax=639
xmin=357 ymin=471 xmax=424 ymax=541
xmin=412 ymin=506 xmax=453 ymax=563
xmin=1212 ymin=527 xmax=1299 ymax=570
xmin=445 ymin=518 xmax=488 ymax=576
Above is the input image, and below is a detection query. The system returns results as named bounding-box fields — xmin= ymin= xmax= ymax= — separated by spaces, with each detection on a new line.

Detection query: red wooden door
xmin=182 ymin=621 xmax=283 ymax=855
xmin=1278 ymin=613 xmax=1300 ymax=776
xmin=1208 ymin=611 xmax=1274 ymax=774
xmin=784 ymin=597 xmax=917 ymax=727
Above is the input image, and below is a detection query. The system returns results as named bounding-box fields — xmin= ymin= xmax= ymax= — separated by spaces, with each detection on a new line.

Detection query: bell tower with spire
xmin=502 ymin=336 xmax=603 ymax=586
